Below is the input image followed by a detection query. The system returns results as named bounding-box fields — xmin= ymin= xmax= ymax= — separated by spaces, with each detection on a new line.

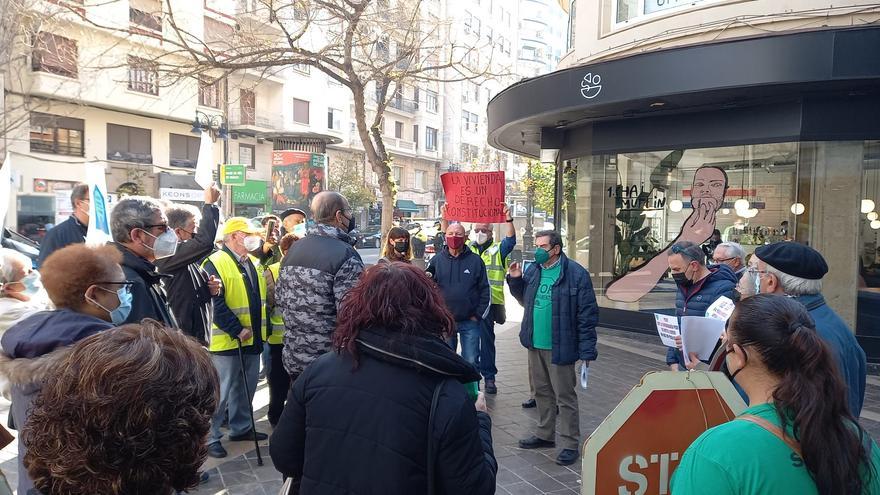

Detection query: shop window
xmin=32 ymin=32 xmax=78 ymax=78
xmin=128 ymin=56 xmax=159 ymax=95
xmin=169 ymin=133 xmax=199 ymax=168
xmin=17 ymin=195 xmax=54 ymax=244
xmin=29 ymin=112 xmax=84 ymax=157
xmin=293 ymin=98 xmax=310 ymax=124
xmin=107 ymin=123 xmax=152 ymax=163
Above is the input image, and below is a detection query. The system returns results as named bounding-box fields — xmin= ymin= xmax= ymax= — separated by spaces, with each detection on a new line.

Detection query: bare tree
xmin=60 ymin=0 xmax=507 ymax=232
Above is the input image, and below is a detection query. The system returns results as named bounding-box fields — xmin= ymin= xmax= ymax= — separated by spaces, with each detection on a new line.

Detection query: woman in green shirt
xmin=672 ymin=294 xmax=879 ymax=495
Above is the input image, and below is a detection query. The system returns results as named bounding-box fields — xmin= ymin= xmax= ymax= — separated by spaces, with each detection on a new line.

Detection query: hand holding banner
xmin=85 ymin=163 xmax=111 ymax=246
xmin=440 ymin=171 xmax=506 ymax=223
xmin=194 ymin=131 xmax=214 ymax=188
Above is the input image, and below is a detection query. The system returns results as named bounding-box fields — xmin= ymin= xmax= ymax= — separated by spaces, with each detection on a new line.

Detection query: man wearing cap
xmin=744 ymin=242 xmax=867 ymax=416
xmin=201 ymin=217 xmax=269 ymax=458
xmin=281 ymin=208 xmax=307 ymax=237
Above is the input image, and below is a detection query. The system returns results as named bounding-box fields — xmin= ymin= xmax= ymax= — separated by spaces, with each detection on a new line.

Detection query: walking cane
xmin=237 ymin=338 xmax=264 ymax=466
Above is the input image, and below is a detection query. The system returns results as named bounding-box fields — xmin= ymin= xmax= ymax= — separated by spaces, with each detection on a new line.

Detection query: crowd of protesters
xmin=0 ymin=178 xmax=876 ymax=495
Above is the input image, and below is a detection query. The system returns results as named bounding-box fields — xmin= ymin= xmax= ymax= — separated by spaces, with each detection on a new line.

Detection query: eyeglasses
xmin=143 ymin=223 xmax=170 ymax=232
xmin=95 ymin=280 xmax=135 ymax=293
xmin=746 ymin=267 xmax=768 ymax=275
xmin=714 ymin=257 xmax=736 ymax=263
xmin=474 ymin=228 xmax=491 ymax=233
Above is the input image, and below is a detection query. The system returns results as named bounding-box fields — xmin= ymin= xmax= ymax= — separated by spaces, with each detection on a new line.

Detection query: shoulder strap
xmin=426 ymin=380 xmax=445 ymax=495
xmin=737 ymin=414 xmax=803 ymax=458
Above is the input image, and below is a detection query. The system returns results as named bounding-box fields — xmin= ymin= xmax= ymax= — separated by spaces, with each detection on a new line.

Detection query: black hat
xmin=754 ymin=242 xmax=828 ymax=280
xmin=280 ymin=208 xmax=307 ymax=220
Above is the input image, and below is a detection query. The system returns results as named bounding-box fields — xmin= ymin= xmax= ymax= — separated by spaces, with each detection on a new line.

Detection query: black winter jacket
xmin=36 ymin=215 xmax=87 ymax=267
xmin=112 ymin=243 xmax=177 ymax=328
xmin=155 ymin=204 xmax=219 ymax=344
xmin=270 ymin=327 xmax=497 ymax=495
xmin=426 ymin=247 xmax=490 ymax=322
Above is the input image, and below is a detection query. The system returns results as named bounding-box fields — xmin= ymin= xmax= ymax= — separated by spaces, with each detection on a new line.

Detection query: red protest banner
xmin=441 ymin=171 xmax=506 ymax=223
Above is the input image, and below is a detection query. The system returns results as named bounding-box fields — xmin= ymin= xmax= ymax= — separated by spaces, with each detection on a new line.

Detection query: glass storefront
xmin=562 ymin=140 xmax=876 ymax=342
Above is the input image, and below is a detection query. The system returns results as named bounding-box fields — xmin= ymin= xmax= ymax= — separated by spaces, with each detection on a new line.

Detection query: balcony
xmin=228 ymin=108 xmax=284 ymax=134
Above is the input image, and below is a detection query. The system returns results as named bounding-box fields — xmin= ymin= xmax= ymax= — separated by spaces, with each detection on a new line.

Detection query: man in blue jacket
xmin=747 ymin=242 xmax=866 ymax=417
xmin=667 ymin=241 xmax=738 ymax=370
xmin=37 ymin=184 xmax=89 ymax=267
xmin=507 ymin=230 xmax=598 ymax=466
xmin=427 ymin=222 xmax=490 ymax=372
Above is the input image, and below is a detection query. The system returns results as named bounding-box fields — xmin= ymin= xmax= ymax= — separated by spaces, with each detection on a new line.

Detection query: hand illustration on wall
xmin=605 ymin=166 xmax=729 ymax=302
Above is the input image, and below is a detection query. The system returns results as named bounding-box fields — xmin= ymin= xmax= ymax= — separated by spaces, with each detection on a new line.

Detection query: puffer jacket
xmin=112 ymin=243 xmax=177 ymax=328
xmin=0 ymin=309 xmax=113 ymax=495
xmin=275 ymin=223 xmax=364 ymax=375
xmin=270 ymin=327 xmax=496 ymax=495
xmin=668 ymin=264 xmax=738 ymax=365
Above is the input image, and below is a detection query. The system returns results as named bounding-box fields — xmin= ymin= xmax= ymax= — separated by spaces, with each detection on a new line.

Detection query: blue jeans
xmin=480 ymin=317 xmax=497 ymax=381
xmin=210 ymin=352 xmax=260 ymax=445
xmin=261 ymin=341 xmax=271 ymax=373
xmin=447 ymin=320 xmax=481 ymax=370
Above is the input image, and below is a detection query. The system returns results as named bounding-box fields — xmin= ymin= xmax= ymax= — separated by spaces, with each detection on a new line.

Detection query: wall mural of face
xmin=690 ymin=166 xmax=728 ymax=212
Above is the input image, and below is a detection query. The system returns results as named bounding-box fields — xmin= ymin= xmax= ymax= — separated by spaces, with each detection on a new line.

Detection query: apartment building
xmin=517 ymin=0 xmax=567 ymax=79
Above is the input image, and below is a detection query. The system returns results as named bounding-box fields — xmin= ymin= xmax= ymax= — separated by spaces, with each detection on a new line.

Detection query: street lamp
xmin=191 ymin=111 xmax=229 ymax=163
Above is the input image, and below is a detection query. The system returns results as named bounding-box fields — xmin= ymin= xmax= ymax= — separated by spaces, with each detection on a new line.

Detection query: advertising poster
xmin=271 ymin=151 xmax=326 ymax=211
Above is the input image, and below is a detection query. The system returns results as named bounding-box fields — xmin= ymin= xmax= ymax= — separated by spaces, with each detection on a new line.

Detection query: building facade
xmin=488 ymin=1 xmax=880 ymax=360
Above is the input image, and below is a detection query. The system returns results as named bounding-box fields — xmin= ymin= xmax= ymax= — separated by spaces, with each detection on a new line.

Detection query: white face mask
xmin=243 ymin=235 xmax=262 ymax=252
xmin=475 ymin=232 xmax=489 ymax=245
xmin=141 ymin=229 xmax=179 ymax=259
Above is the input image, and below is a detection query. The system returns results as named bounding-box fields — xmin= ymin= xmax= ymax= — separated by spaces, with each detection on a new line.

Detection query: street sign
xmin=581 ymin=371 xmax=746 ymax=495
xmin=221 ymin=164 xmax=247 ymax=186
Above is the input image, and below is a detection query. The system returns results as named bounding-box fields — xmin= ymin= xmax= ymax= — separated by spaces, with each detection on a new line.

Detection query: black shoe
xmin=228 ymin=430 xmax=269 ymax=442
xmin=207 ymin=443 xmax=227 ymax=458
xmin=556 ymin=448 xmax=579 ymax=466
xmin=521 ymin=398 xmax=536 ymax=408
xmin=518 ymin=436 xmax=556 ymax=449
xmin=485 ymin=380 xmax=497 ymax=394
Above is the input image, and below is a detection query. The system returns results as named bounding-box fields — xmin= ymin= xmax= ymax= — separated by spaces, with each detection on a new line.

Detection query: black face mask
xmin=672 ymin=270 xmax=693 ymax=287
xmin=722 ymin=344 xmax=748 ymax=383
xmin=394 ymin=240 xmax=409 ymax=253
xmin=731 ymin=290 xmax=742 ymax=303
xmin=340 ymin=211 xmax=356 ymax=233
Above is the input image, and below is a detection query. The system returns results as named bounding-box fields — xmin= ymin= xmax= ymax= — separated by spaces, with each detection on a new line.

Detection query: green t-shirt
xmin=532 ymin=262 xmax=561 ymax=350
xmin=671 ymin=403 xmax=880 ymax=495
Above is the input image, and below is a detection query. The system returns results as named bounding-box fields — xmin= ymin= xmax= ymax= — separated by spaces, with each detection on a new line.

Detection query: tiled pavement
xmin=0 ymin=321 xmax=878 ymax=494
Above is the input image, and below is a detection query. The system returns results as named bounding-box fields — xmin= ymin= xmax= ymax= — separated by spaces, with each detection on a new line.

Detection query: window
xmin=426 ymin=91 xmax=438 ymax=113
xmin=376 ymin=36 xmax=389 ymax=61
xmin=413 ymin=124 xmax=419 ymax=147
xmin=395 ymin=121 xmax=403 ymax=139
xmin=32 ymin=32 xmax=78 ymax=78
xmin=169 ymin=133 xmax=200 ymax=168
xmin=327 ymin=107 xmax=341 ymax=130
xmin=199 ymin=77 xmax=224 ymax=109
xmin=426 ymin=127 xmax=438 ymax=151
xmin=239 ymin=144 xmax=255 ymax=169
xmin=293 ymin=98 xmax=310 ymax=124
xmin=463 ymin=12 xmax=472 ymax=33
xmin=473 ymin=18 xmax=481 ymax=37
xmin=393 ymin=166 xmax=403 ymax=186
xmin=240 ymin=89 xmax=255 ymax=125
xmin=462 ymin=111 xmax=479 ymax=132
xmin=412 ymin=87 xmax=420 ymax=111
xmin=107 ymin=123 xmax=151 ymax=163
xmin=130 ymin=0 xmax=162 ymax=32
xmin=415 ymin=169 xmax=426 ymax=190
xmin=293 ymin=63 xmax=310 ymax=75
xmin=128 ymin=56 xmax=158 ymax=95
xmin=29 ymin=112 xmax=84 ymax=156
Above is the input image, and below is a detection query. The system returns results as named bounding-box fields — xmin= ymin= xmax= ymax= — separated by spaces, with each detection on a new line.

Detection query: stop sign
xmin=581 ymin=371 xmax=746 ymax=495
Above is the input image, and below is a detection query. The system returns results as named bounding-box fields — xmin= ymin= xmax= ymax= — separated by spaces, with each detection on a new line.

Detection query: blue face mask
xmin=88 ymin=286 xmax=133 ymax=325
xmin=20 ymin=272 xmax=42 ymax=296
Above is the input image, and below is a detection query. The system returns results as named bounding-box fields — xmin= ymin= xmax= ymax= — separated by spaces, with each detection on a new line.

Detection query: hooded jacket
xmin=275 ymin=223 xmax=364 ymax=375
xmin=0 ymin=309 xmax=113 ymax=495
xmin=426 ymin=247 xmax=491 ymax=322
xmin=270 ymin=327 xmax=497 ymax=495
xmin=112 ymin=243 xmax=177 ymax=328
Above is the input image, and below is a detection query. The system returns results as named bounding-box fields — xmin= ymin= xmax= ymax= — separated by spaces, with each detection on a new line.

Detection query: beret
xmin=280 ymin=208 xmax=307 ymax=220
xmin=755 ymin=242 xmax=828 ymax=280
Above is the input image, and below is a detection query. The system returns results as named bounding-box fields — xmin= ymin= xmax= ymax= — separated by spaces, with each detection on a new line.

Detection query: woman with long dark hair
xmin=672 ymin=294 xmax=880 ymax=494
xmin=378 ymin=226 xmax=413 ymax=263
xmin=269 ymin=262 xmax=497 ymax=494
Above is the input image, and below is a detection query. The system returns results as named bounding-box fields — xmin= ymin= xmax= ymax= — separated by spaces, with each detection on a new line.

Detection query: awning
xmin=395 ymin=200 xmax=421 ymax=213
xmin=158 ymin=172 xmax=201 ymax=190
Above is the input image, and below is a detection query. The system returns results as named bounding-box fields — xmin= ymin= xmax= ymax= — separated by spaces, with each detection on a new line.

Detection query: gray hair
xmin=535 ymin=230 xmax=563 ymax=249
xmin=670 ymin=241 xmax=705 ymax=266
xmin=110 ymin=197 xmax=164 ymax=243
xmin=764 ymin=263 xmax=823 ymax=296
xmin=0 ymin=248 xmax=30 ymax=285
xmin=165 ymin=204 xmax=201 ymax=230
xmin=70 ymin=183 xmax=88 ymax=207
xmin=716 ymin=242 xmax=745 ymax=264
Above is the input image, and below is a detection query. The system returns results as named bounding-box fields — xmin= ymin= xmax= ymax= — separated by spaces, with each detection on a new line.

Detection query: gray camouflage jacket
xmin=276 ymin=223 xmax=364 ymax=375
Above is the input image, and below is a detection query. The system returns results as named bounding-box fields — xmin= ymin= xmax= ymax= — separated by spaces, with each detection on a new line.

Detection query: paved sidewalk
xmin=1 ymin=321 xmax=878 ymax=494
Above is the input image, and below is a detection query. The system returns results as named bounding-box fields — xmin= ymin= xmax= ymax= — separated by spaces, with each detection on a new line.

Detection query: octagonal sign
xmin=581 ymin=371 xmax=746 ymax=495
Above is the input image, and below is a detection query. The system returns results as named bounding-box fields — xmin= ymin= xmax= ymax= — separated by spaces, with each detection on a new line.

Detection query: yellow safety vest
xmin=469 ymin=241 xmax=507 ymax=305
xmin=202 ymin=250 xmax=268 ymax=352
xmin=266 ymin=263 xmax=284 ymax=345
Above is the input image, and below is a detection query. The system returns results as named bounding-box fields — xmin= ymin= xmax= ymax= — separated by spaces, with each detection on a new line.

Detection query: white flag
xmin=194 ymin=131 xmax=214 ymax=188
xmin=85 ymin=162 xmax=112 ymax=246
xmin=0 ymin=153 xmax=11 ymax=231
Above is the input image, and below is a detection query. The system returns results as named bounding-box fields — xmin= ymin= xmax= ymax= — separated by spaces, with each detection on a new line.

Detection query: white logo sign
xmin=581 ymin=72 xmax=603 ymax=99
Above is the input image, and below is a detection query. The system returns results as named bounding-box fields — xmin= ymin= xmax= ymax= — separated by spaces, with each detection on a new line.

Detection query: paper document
xmin=654 ymin=314 xmax=680 ymax=348
xmin=681 ymin=316 xmax=725 ymax=362
xmin=705 ymin=296 xmax=735 ymax=322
